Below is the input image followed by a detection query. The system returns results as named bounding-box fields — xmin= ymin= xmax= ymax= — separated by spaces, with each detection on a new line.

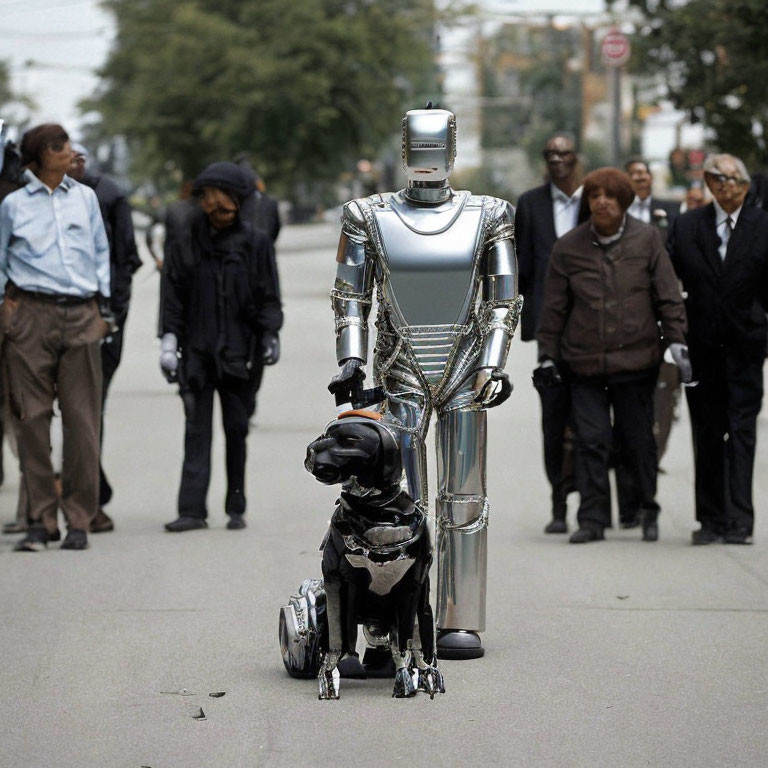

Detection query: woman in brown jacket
xmin=537 ymin=168 xmax=689 ymax=543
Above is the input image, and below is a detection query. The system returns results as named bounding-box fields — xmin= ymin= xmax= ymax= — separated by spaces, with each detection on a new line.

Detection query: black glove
xmin=532 ymin=360 xmax=563 ymax=392
xmin=328 ymin=358 xmax=365 ymax=405
xmin=473 ymin=368 xmax=513 ymax=409
xmin=261 ymin=332 xmax=280 ymax=366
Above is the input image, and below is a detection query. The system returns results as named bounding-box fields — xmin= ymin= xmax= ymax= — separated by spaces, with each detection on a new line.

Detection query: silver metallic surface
xmin=330 ymin=114 xmax=519 ymax=634
xmin=402 ymin=108 xmax=456 ymax=184
xmin=344 ymin=554 xmax=416 ymax=596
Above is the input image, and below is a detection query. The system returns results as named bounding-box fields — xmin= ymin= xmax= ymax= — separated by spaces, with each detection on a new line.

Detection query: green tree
xmin=85 ymin=0 xmax=441 ymax=197
xmin=621 ymin=0 xmax=768 ymax=168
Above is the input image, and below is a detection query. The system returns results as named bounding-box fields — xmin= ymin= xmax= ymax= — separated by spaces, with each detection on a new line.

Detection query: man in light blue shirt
xmin=0 ymin=123 xmax=112 ymax=552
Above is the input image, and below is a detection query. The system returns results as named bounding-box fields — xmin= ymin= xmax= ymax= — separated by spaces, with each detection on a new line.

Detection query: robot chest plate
xmin=373 ymin=201 xmax=483 ymax=327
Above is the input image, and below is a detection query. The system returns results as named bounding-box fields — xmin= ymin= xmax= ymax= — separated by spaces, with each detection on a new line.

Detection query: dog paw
xmin=417 ymin=666 xmax=445 ymax=699
xmin=318 ymin=667 xmax=340 ymax=700
xmin=392 ymin=667 xmax=417 ymax=698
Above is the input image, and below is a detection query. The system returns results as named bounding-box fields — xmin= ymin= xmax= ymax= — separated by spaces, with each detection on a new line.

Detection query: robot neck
xmin=404 ymin=180 xmax=452 ymax=205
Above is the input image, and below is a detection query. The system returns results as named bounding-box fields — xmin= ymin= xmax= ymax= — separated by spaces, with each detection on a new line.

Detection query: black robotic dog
xmin=279 ymin=411 xmax=444 ymax=699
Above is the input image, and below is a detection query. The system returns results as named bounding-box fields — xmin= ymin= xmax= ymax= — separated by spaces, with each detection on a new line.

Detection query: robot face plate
xmin=402 ymin=109 xmax=456 ymax=183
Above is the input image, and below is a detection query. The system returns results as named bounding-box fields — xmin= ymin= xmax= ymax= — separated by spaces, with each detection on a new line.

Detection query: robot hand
xmin=473 ymin=367 xmax=512 ymax=408
xmin=328 ymin=358 xmax=365 ymax=397
xmin=261 ymin=332 xmax=280 ymax=366
xmin=532 ymin=359 xmax=563 ymax=392
xmin=668 ymin=343 xmax=693 ymax=384
xmin=159 ymin=332 xmax=179 ymax=383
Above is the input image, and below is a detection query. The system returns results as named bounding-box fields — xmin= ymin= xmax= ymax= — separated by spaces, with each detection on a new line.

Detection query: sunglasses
xmin=705 ymin=171 xmax=747 ymax=186
xmin=543 ymin=150 xmax=574 ymax=160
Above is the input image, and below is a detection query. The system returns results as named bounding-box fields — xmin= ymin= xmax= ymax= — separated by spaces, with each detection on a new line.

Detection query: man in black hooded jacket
xmin=160 ymin=162 xmax=282 ymax=532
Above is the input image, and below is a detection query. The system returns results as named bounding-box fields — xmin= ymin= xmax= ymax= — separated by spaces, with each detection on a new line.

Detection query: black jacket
xmin=162 ymin=208 xmax=283 ymax=383
xmin=81 ymin=174 xmax=141 ymax=316
xmin=515 ymin=183 xmax=560 ymax=342
xmin=666 ymin=202 xmax=768 ymax=357
xmin=240 ymin=190 xmax=281 ymax=244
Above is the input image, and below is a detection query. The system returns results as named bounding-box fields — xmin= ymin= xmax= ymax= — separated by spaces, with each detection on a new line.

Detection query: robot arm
xmin=473 ymin=202 xmax=523 ymax=406
xmin=331 ymin=201 xmax=375 ymax=365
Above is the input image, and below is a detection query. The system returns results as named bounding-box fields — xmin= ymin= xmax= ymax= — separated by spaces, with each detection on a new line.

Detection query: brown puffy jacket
xmin=537 ymin=216 xmax=687 ymax=377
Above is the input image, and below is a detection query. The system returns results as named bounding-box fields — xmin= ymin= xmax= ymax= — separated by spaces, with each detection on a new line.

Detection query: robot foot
xmin=436 ymin=629 xmax=485 ymax=660
xmin=337 ymin=653 xmax=367 ymax=679
xmin=362 ymin=646 xmax=397 ymax=678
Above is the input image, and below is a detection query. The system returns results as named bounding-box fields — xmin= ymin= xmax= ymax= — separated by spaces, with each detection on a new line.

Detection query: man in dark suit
xmin=516 ymin=133 xmax=582 ymax=533
xmin=666 ymin=153 xmax=768 ymax=545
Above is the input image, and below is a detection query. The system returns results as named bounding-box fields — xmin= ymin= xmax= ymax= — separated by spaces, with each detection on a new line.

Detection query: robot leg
xmin=434 ymin=404 xmax=488 ymax=659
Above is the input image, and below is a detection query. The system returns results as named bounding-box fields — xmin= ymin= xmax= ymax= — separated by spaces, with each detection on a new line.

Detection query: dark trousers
xmin=571 ymin=370 xmax=658 ymax=530
xmin=247 ymin=358 xmax=265 ymax=418
xmin=685 ymin=348 xmax=763 ymax=535
xmin=98 ymin=312 xmax=127 ymax=507
xmin=178 ymin=376 xmax=251 ymax=519
xmin=537 ymin=383 xmax=574 ymax=520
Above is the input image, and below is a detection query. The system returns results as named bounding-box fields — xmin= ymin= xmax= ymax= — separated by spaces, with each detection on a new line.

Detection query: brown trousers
xmin=2 ymin=291 xmax=105 ymax=532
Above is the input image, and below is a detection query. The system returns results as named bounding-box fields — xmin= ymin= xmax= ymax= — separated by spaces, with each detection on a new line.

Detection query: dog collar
xmin=337 ymin=409 xmax=382 ymax=421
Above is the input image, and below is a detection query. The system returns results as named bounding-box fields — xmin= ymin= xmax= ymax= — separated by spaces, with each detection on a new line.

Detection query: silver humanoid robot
xmin=329 ymin=105 xmax=522 ymax=659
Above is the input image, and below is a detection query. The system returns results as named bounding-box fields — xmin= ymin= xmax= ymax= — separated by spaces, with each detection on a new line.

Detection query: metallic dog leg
xmin=411 ymin=619 xmax=445 ymax=698
xmin=318 ymin=580 xmax=344 ymax=699
xmin=391 ymin=644 xmax=416 ymax=699
xmin=318 ymin=650 xmax=341 ymax=700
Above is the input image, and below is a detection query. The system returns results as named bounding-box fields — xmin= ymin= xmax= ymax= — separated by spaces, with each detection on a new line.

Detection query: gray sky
xmin=2 ymin=0 xmax=113 ymax=138
xmin=2 ymin=0 xmax=608 ymax=139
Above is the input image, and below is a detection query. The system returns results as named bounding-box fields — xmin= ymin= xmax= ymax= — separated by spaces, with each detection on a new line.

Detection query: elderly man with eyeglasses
xmin=667 ymin=153 xmax=768 ymax=545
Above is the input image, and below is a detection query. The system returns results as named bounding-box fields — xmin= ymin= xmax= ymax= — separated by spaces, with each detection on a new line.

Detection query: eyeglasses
xmin=705 ymin=171 xmax=747 ymax=186
xmin=543 ymin=150 xmax=574 ymax=161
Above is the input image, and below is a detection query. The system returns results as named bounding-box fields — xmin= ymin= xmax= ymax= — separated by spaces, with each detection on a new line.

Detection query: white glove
xmin=668 ymin=342 xmax=692 ymax=383
xmin=160 ymin=332 xmax=179 ymax=382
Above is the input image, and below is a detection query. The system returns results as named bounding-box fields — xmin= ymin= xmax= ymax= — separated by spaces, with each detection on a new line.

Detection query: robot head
xmin=402 ymin=107 xmax=456 ymax=184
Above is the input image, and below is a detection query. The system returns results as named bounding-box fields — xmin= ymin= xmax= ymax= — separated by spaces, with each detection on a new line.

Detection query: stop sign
xmin=602 ymin=29 xmax=631 ymax=68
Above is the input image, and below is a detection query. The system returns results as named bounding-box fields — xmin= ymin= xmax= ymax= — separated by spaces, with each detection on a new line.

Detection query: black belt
xmin=9 ymin=284 xmax=94 ymax=306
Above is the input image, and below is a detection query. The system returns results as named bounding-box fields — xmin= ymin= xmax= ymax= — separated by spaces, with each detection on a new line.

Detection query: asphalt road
xmin=1 ymin=222 xmax=767 ymax=768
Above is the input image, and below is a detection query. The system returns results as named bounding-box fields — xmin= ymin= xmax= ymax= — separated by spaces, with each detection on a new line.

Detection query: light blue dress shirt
xmin=0 ymin=170 xmax=110 ymax=298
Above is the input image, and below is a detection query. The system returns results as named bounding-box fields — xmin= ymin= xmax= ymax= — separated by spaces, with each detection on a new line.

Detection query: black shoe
xmin=90 ymin=509 xmax=115 ymax=533
xmin=14 ymin=527 xmax=48 ymax=552
xmin=226 ymin=514 xmax=246 ymax=530
xmin=691 ymin=527 xmax=720 ymax=546
xmin=3 ymin=521 xmax=27 ymax=535
xmin=436 ymin=630 xmax=484 ymax=660
xmin=642 ymin=521 xmax=659 ymax=542
xmin=544 ymin=519 xmax=568 ymax=534
xmin=569 ymin=526 xmax=604 ymax=543
xmin=61 ymin=529 xmax=89 ymax=550
xmin=723 ymin=528 xmax=753 ymax=545
xmin=164 ymin=516 xmax=208 ymax=533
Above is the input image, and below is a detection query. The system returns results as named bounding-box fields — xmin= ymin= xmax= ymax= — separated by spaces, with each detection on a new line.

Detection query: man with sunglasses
xmin=667 ymin=153 xmax=768 ymax=545
xmin=0 ymin=123 xmax=112 ymax=551
xmin=516 ymin=133 xmax=582 ymax=534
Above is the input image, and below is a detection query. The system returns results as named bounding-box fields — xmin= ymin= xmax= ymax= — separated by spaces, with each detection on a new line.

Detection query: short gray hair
xmin=703 ymin=153 xmax=750 ymax=184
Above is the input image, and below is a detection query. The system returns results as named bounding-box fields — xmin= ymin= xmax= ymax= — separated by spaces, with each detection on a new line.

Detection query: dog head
xmin=305 ymin=414 xmax=402 ymax=491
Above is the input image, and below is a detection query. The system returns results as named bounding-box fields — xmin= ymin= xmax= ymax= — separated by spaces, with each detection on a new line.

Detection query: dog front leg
xmin=318 ymin=578 xmax=344 ymax=700
xmin=391 ymin=642 xmax=416 ymax=699
xmin=318 ymin=650 xmax=341 ymax=700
